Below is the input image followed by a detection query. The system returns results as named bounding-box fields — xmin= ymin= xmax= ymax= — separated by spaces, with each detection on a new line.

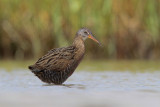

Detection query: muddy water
xmin=0 ymin=69 xmax=160 ymax=107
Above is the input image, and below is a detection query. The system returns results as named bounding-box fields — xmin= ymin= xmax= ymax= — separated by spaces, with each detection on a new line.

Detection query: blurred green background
xmin=0 ymin=0 xmax=160 ymax=60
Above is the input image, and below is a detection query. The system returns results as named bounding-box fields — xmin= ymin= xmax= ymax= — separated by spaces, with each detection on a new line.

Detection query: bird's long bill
xmin=88 ymin=35 xmax=101 ymax=45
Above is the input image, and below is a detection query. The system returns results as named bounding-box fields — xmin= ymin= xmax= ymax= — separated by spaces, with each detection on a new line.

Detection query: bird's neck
xmin=69 ymin=36 xmax=85 ymax=76
xmin=72 ymin=36 xmax=85 ymax=50
xmin=72 ymin=35 xmax=85 ymax=60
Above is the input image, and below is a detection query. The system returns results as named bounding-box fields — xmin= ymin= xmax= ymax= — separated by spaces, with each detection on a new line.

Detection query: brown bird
xmin=28 ymin=28 xmax=100 ymax=85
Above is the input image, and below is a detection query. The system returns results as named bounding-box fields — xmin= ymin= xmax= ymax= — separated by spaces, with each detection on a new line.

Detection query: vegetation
xmin=1 ymin=59 xmax=160 ymax=72
xmin=0 ymin=0 xmax=160 ymax=60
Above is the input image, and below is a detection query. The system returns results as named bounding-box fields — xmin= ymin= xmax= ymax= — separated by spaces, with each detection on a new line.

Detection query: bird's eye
xmin=84 ymin=31 xmax=88 ymax=35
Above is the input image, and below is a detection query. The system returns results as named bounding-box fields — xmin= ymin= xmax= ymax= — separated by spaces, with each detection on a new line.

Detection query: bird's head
xmin=76 ymin=28 xmax=101 ymax=45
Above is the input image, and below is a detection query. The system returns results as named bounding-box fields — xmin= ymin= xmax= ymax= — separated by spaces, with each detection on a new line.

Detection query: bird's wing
xmin=31 ymin=46 xmax=76 ymax=72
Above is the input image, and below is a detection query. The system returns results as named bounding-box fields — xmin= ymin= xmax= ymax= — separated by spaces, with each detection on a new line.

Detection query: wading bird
xmin=28 ymin=28 xmax=100 ymax=84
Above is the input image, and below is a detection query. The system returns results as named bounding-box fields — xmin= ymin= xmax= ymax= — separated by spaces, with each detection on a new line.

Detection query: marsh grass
xmin=0 ymin=0 xmax=160 ymax=59
xmin=1 ymin=60 xmax=160 ymax=72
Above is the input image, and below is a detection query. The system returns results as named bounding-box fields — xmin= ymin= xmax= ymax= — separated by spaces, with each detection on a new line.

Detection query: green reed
xmin=0 ymin=0 xmax=160 ymax=60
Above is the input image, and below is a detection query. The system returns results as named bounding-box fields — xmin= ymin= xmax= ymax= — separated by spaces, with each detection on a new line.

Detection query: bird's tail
xmin=28 ymin=65 xmax=41 ymax=73
xmin=28 ymin=65 xmax=34 ymax=70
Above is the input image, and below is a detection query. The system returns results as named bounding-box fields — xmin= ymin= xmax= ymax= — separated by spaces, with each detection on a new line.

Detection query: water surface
xmin=0 ymin=69 xmax=160 ymax=107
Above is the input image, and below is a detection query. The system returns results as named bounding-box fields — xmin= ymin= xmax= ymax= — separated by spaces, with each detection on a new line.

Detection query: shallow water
xmin=1 ymin=69 xmax=160 ymax=92
xmin=0 ymin=69 xmax=160 ymax=107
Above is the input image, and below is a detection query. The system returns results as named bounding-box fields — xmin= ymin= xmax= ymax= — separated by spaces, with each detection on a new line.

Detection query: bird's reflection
xmin=42 ymin=83 xmax=86 ymax=89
